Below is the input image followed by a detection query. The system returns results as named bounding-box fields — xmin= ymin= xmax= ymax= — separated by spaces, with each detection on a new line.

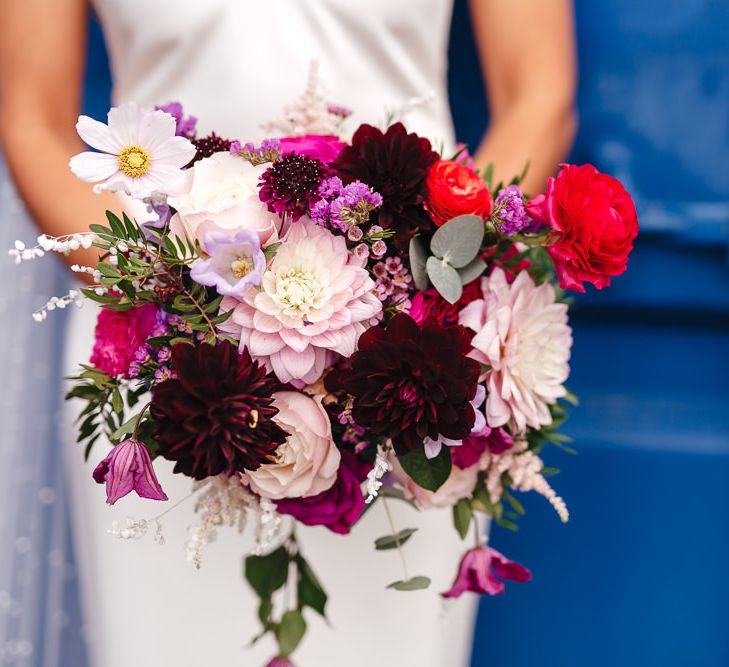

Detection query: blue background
xmin=81 ymin=1 xmax=729 ymax=665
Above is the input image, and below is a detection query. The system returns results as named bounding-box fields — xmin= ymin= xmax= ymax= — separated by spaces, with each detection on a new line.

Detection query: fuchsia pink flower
xmin=442 ymin=546 xmax=532 ymax=598
xmin=278 ymin=135 xmax=345 ymax=163
xmin=265 ymin=657 xmax=296 ymax=667
xmin=92 ymin=439 xmax=168 ymax=505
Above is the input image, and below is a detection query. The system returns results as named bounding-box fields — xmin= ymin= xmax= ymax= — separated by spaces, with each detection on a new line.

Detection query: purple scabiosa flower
xmin=155 ymin=101 xmax=197 ymax=138
xmin=259 ymin=153 xmax=328 ymax=221
xmin=190 ymin=229 xmax=266 ymax=298
xmin=493 ymin=185 xmax=531 ymax=235
xmin=189 ymin=132 xmax=234 ymax=166
xmin=93 ymin=439 xmax=168 ymax=505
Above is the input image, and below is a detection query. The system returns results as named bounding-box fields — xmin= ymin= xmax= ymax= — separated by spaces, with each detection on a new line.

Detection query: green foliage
xmin=244 ymin=546 xmax=289 ymax=599
xmin=387 ymin=576 xmax=431 ymax=591
xmin=276 ymin=610 xmax=307 ymax=657
xmin=374 ymin=528 xmax=418 ymax=550
xmin=296 ymin=555 xmax=327 ymax=618
xmin=453 ymin=499 xmax=473 ymax=540
xmin=397 ymin=446 xmax=452 ymax=492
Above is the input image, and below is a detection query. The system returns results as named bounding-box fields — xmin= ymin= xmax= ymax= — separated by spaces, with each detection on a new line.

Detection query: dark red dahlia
xmin=189 ymin=132 xmax=233 ymax=166
xmin=259 ymin=152 xmax=328 ymax=220
xmin=332 ymin=123 xmax=439 ymax=251
xmin=150 ymin=341 xmax=287 ymax=480
xmin=325 ymin=314 xmax=481 ymax=455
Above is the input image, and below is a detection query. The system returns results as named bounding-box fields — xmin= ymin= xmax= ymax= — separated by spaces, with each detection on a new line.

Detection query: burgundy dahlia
xmin=150 ymin=341 xmax=287 ymax=480
xmin=332 ymin=123 xmax=439 ymax=251
xmin=259 ymin=152 xmax=328 ymax=221
xmin=325 ymin=314 xmax=481 ymax=455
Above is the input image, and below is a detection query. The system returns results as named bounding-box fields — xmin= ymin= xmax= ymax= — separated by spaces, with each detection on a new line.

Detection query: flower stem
xmin=132 ymin=401 xmax=152 ymax=439
xmin=382 ymin=495 xmax=410 ymax=581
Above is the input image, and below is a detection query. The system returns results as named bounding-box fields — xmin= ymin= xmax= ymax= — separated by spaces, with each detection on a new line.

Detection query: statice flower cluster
xmin=493 ymin=185 xmax=531 ymax=235
xmin=310 ymin=176 xmax=383 ymax=237
xmin=230 ymin=138 xmax=282 ymax=166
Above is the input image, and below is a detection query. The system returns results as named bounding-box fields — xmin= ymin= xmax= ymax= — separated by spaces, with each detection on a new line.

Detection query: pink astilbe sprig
xmin=481 ymin=440 xmax=569 ymax=522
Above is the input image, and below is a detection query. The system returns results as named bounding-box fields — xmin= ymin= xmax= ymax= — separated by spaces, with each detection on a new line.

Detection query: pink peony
xmin=275 ymin=449 xmax=368 ymax=534
xmin=220 ymin=217 xmax=382 ymax=386
xmin=459 ymin=268 xmax=572 ymax=433
xmin=278 ymin=135 xmax=346 ymax=163
xmin=441 ymin=546 xmax=532 ymax=598
xmin=168 ymin=152 xmax=281 ymax=249
xmin=244 ymin=391 xmax=341 ymax=500
xmin=90 ymin=303 xmax=160 ymax=377
xmin=92 ymin=438 xmax=168 ymax=505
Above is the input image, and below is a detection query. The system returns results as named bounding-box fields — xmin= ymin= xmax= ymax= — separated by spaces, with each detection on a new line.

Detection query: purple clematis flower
xmin=189 ymin=229 xmax=266 ymax=298
xmin=93 ymin=438 xmax=168 ymax=505
xmin=441 ymin=545 xmax=532 ymax=598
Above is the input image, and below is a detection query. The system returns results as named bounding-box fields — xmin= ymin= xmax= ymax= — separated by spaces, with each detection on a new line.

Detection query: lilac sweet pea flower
xmin=423 ymin=384 xmax=487 ymax=459
xmin=441 ymin=546 xmax=532 ymax=598
xmin=92 ymin=439 xmax=168 ymax=505
xmin=190 ymin=229 xmax=266 ymax=298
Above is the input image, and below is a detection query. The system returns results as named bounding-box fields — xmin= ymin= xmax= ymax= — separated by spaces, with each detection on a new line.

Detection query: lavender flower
xmin=92 ymin=439 xmax=168 ymax=505
xmin=190 ymin=229 xmax=265 ymax=298
xmin=155 ymin=101 xmax=197 ymax=138
xmin=231 ymin=138 xmax=282 ymax=166
xmin=493 ymin=185 xmax=531 ymax=235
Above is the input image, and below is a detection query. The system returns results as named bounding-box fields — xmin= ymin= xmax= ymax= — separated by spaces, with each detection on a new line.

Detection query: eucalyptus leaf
xmin=276 ymin=610 xmax=307 ymax=657
xmin=387 ymin=576 xmax=431 ymax=591
xmin=374 ymin=528 xmax=418 ymax=550
xmin=398 ymin=446 xmax=451 ymax=492
xmin=426 ymin=257 xmax=462 ymax=304
xmin=456 ymin=257 xmax=487 ymax=285
xmin=430 ymin=215 xmax=484 ymax=268
xmin=408 ymin=236 xmax=430 ymax=290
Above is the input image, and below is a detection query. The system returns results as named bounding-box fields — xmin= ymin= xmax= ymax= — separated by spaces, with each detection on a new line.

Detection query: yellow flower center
xmin=118 ymin=145 xmax=151 ymax=177
xmin=231 ymin=256 xmax=255 ymax=278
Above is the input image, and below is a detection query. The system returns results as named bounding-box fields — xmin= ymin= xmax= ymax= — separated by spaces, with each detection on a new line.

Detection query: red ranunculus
xmin=90 ymin=303 xmax=159 ymax=377
xmin=526 ymin=164 xmax=638 ymax=292
xmin=424 ymin=159 xmax=493 ymax=227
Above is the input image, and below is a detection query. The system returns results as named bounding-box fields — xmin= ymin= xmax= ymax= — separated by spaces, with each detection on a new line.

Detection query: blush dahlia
xmin=325 ymin=314 xmax=481 ymax=455
xmin=150 ymin=341 xmax=287 ymax=480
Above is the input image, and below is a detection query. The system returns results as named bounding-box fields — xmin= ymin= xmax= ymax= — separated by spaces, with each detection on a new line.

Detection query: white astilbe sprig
xmin=364 ymin=442 xmax=393 ymax=505
xmin=252 ymin=496 xmax=283 ymax=556
xmin=261 ymin=61 xmax=343 ymax=137
xmin=8 ymin=232 xmax=96 ymax=265
xmin=32 ymin=289 xmax=86 ymax=322
xmin=481 ymin=441 xmax=570 ymax=523
xmin=186 ymin=475 xmax=259 ymax=568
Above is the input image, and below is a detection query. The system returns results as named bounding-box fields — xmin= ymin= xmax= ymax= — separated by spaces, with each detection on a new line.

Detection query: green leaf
xmin=111 ymin=388 xmax=123 ymax=414
xmin=263 ymin=242 xmax=282 ymax=263
xmin=426 ymin=256 xmax=462 ymax=304
xmin=97 ymin=263 xmax=121 ymax=278
xmin=105 ymin=211 xmax=126 ymax=238
xmin=111 ymin=413 xmax=141 ymax=441
xmin=275 ymin=610 xmax=307 ymax=657
xmin=430 ymin=215 xmax=484 ymax=268
xmin=503 ymin=491 xmax=525 ymax=516
xmin=374 ymin=528 xmax=418 ymax=550
xmin=456 ymin=257 xmax=487 ymax=285
xmin=122 ymin=212 xmax=139 ymax=240
xmin=244 ymin=546 xmax=289 ymax=598
xmin=387 ymin=576 xmax=431 ymax=591
xmin=257 ymin=597 xmax=272 ymax=626
xmin=482 ymin=163 xmax=494 ymax=190
xmin=408 ymin=236 xmax=429 ymax=291
xmin=453 ymin=499 xmax=473 ymax=540
xmin=296 ymin=556 xmax=327 ymax=618
xmin=397 ymin=446 xmax=451 ymax=492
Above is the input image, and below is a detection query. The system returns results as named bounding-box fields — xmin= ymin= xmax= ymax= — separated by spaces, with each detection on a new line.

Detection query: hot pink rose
xmin=90 ymin=303 xmax=159 ymax=377
xmin=278 ymin=135 xmax=346 ymax=163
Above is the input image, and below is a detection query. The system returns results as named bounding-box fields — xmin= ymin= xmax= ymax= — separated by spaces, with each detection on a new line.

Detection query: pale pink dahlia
xmin=459 ymin=268 xmax=572 ymax=433
xmin=220 ymin=217 xmax=382 ymax=385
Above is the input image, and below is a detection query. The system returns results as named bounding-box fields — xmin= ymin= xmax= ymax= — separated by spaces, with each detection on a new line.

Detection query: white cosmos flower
xmin=69 ymin=102 xmax=196 ymax=199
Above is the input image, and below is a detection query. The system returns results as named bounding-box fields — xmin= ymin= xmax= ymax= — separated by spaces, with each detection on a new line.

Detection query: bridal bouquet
xmin=11 ymin=74 xmax=638 ymax=664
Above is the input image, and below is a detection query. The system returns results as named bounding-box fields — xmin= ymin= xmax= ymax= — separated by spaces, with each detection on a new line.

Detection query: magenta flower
xmin=442 ymin=546 xmax=532 ymax=598
xmin=189 ymin=229 xmax=265 ymax=298
xmin=278 ymin=135 xmax=346 ymax=163
xmin=92 ymin=439 xmax=168 ymax=505
xmin=265 ymin=657 xmax=295 ymax=667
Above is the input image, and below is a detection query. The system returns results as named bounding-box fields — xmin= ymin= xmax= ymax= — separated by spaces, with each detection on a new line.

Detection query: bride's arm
xmin=468 ymin=0 xmax=577 ymax=194
xmin=0 ymin=0 xmax=118 ymax=271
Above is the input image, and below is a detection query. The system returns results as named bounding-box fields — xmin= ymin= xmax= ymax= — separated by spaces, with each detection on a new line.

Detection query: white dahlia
xmin=459 ymin=268 xmax=572 ymax=433
xmin=69 ymin=102 xmax=195 ymax=199
xmin=221 ymin=217 xmax=382 ymax=385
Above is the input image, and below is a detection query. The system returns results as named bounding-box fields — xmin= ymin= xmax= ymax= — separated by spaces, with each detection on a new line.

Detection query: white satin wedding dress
xmin=63 ymin=2 xmax=478 ymax=665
